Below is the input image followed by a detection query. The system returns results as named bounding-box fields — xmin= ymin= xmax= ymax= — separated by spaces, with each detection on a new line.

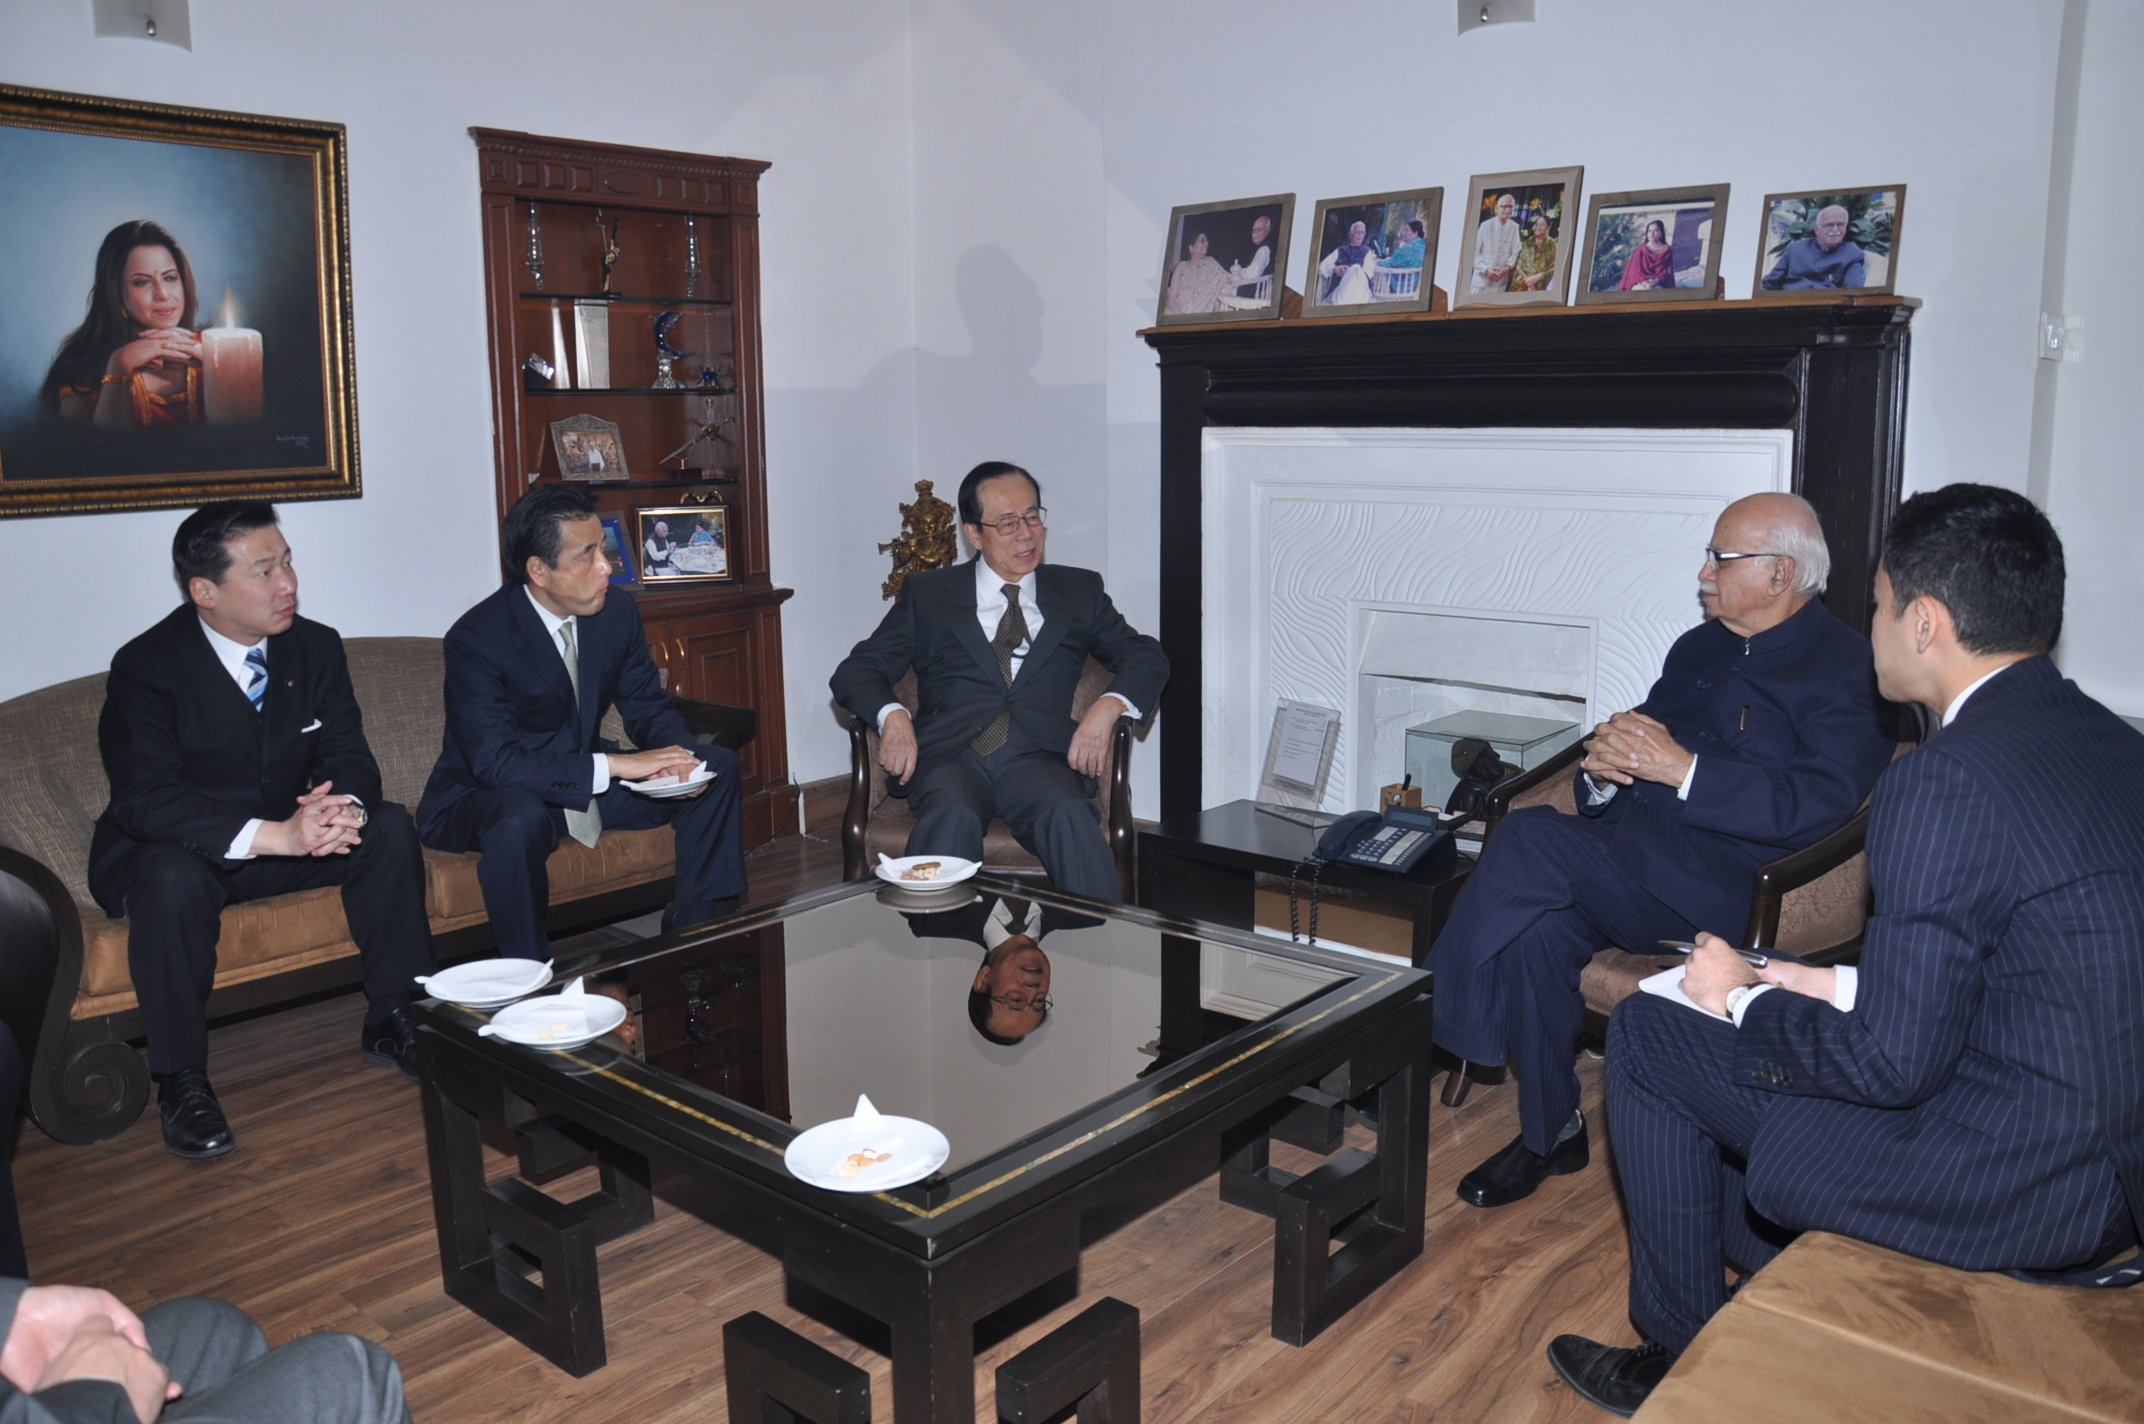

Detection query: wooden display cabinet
xmin=471 ymin=128 xmax=796 ymax=847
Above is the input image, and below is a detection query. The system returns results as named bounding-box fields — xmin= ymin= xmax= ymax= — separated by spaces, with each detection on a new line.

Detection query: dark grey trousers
xmin=144 ymin=1297 xmax=408 ymax=1424
xmin=901 ymin=722 xmax=1120 ymax=901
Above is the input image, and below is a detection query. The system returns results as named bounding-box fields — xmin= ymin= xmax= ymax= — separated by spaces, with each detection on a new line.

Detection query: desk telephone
xmin=1313 ymin=738 xmax=1518 ymax=875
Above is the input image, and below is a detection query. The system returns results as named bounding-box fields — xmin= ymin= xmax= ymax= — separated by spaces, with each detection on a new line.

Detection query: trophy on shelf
xmin=652 ymin=310 xmax=694 ymax=390
xmin=595 ymin=208 xmax=621 ymax=295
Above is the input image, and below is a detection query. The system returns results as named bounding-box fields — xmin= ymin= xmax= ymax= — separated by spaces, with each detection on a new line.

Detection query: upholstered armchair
xmin=841 ymin=657 xmax=1137 ymax=900
xmin=1440 ymin=729 xmax=1918 ymax=1106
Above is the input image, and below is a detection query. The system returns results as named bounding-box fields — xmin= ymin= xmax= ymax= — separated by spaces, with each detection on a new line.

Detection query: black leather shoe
xmin=1546 ymin=1335 xmax=1676 ymax=1417
xmin=157 ymin=1068 xmax=236 ymax=1160
xmin=360 ymin=1005 xmax=422 ymax=1082
xmin=1457 ymin=1112 xmax=1589 ymax=1208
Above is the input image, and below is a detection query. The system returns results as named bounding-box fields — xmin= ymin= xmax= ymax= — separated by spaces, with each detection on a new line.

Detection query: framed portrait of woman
xmin=1452 ymin=167 xmax=1583 ymax=310
xmin=0 ymin=84 xmax=359 ymax=518
xmin=1574 ymin=184 xmax=1730 ymax=306
xmin=1300 ymin=188 xmax=1443 ymax=319
xmin=1154 ymin=194 xmax=1294 ymax=326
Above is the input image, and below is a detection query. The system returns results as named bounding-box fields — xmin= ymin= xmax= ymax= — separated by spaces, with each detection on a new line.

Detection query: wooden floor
xmin=12 ymin=829 xmax=1633 ymax=1423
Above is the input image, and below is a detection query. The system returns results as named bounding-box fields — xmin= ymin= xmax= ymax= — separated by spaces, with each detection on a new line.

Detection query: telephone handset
xmin=1315 ymin=803 xmax=1454 ymax=874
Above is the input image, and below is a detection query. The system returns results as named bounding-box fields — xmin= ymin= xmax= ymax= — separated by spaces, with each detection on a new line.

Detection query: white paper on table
xmin=1272 ymin=703 xmax=1335 ymax=788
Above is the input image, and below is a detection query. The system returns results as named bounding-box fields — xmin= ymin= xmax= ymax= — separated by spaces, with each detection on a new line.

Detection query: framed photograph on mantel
xmin=1753 ymin=185 xmax=1905 ymax=297
xmin=0 ymin=84 xmax=359 ymax=518
xmin=1452 ymin=166 xmax=1583 ymax=310
xmin=549 ymin=413 xmax=627 ymax=480
xmin=1154 ymin=194 xmax=1294 ymax=325
xmin=1575 ymin=184 xmax=1730 ymax=305
xmin=1300 ymin=187 xmax=1443 ymax=318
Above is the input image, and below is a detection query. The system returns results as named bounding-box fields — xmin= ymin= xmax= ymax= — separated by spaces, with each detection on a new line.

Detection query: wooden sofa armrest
xmin=1107 ymin=713 xmax=1136 ymax=901
xmin=671 ymin=695 xmax=757 ymax=751
xmin=1741 ymin=806 xmax=1871 ymax=955
xmin=1481 ymin=740 xmax=1586 ymax=844
xmin=842 ymin=718 xmax=874 ymax=882
xmin=0 ymin=843 xmax=149 ymax=1145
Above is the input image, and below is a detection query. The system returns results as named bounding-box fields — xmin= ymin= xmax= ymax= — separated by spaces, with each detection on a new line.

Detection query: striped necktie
xmin=970 ymin=583 xmax=1028 ymax=757
xmin=244 ymin=646 xmax=268 ymax=711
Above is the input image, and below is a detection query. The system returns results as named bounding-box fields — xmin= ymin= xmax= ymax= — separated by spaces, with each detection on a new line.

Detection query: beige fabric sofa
xmin=0 ymin=636 xmax=750 ymax=1145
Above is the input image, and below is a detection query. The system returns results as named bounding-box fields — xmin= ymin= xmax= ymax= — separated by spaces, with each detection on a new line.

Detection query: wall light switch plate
xmin=92 ymin=0 xmax=191 ymax=49
xmin=2039 ymin=312 xmax=2085 ymax=362
xmin=1460 ymin=0 xmax=1536 ymax=33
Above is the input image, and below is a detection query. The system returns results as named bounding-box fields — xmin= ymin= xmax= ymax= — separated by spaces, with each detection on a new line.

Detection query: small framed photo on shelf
xmin=635 ymin=503 xmax=730 ymax=583
xmin=598 ymin=513 xmax=637 ymax=588
xmin=1575 ymin=184 xmax=1730 ymax=305
xmin=1453 ymin=166 xmax=1583 ymax=309
xmin=1155 ymin=193 xmax=1294 ymax=325
xmin=1753 ymin=186 xmax=1905 ymax=297
xmin=550 ymin=414 xmax=627 ymax=480
xmin=1300 ymin=187 xmax=1443 ymax=318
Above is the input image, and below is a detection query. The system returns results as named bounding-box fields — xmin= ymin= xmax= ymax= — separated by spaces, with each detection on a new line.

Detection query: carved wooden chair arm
xmin=1480 ymin=740 xmax=1586 ymax=844
xmin=1741 ymin=806 xmax=1872 ymax=955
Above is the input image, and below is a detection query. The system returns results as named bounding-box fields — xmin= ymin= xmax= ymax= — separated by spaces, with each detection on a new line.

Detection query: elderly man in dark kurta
xmin=1429 ymin=492 xmax=1895 ymax=1210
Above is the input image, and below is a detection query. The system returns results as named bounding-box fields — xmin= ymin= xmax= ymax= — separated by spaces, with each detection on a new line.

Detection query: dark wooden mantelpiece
xmin=1141 ymin=295 xmax=1916 ymax=822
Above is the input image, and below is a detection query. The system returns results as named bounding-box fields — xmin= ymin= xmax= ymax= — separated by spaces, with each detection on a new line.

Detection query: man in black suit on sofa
xmin=90 ymin=504 xmax=436 ymax=1160
xmin=1426 ymin=492 xmax=1895 ymax=1211
xmin=419 ymin=485 xmax=745 ymax=957
xmin=1550 ymin=485 xmax=2144 ymax=1415
xmin=830 ymin=461 xmax=1169 ymax=902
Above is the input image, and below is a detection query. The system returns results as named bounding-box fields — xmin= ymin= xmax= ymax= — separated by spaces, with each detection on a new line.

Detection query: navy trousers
xmin=1606 ymin=992 xmax=1801 ymax=1353
xmin=113 ymin=804 xmax=435 ymax=1074
xmin=900 ymin=722 xmax=1119 ymax=901
xmin=1427 ymin=806 xmax=1703 ymax=1154
xmin=423 ymin=745 xmax=746 ymax=960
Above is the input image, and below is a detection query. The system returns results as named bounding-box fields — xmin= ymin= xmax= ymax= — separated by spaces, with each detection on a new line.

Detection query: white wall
xmin=2041 ymin=0 xmax=2144 ymax=716
xmin=0 ymin=0 xmax=919 ymax=788
xmin=5 ymin=0 xmax=2131 ymax=802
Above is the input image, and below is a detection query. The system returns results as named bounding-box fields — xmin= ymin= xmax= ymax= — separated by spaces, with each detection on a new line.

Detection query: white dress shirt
xmin=201 ymin=617 xmax=366 ymax=860
xmin=875 ymin=559 xmax=1137 ymax=733
xmin=524 ymin=588 xmax=610 ymax=795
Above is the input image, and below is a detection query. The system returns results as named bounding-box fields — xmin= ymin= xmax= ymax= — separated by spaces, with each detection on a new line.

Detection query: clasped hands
xmin=877 ymin=698 xmax=1125 ymax=784
xmin=1581 ymin=710 xmax=1695 ymax=790
xmin=252 ymin=780 xmax=366 ymax=858
xmin=1682 ymin=932 xmax=1841 ymax=1018
xmin=1 ymin=1285 xmax=178 ymax=1423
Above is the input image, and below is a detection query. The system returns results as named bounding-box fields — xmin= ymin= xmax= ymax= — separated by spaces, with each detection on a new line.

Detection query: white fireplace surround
xmin=1200 ymin=426 xmax=1797 ymax=810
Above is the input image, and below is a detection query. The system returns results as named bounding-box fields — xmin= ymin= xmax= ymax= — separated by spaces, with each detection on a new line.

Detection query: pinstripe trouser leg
xmin=1607 ymin=993 xmax=1778 ymax=1354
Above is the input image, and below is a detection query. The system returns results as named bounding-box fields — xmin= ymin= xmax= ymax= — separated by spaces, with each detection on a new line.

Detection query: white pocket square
xmin=301 ymin=718 xmax=323 ymax=733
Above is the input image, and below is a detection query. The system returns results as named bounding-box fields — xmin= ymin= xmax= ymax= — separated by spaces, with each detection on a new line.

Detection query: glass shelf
xmin=519 ymin=291 xmax=732 ymax=308
xmin=524 ymin=386 xmax=739 ymax=398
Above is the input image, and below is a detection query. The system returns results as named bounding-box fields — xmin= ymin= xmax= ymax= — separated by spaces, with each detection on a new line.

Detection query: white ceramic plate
xmin=873 ymin=854 xmax=980 ymax=888
xmin=478 ymin=993 xmax=628 ymax=1051
xmin=623 ymin=763 xmax=715 ymax=799
xmin=785 ymin=1114 xmax=951 ymax=1192
xmin=417 ymin=959 xmax=554 ymax=1010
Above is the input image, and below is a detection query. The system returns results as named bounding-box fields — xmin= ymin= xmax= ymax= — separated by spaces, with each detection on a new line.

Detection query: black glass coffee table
xmin=414 ymin=875 xmax=1434 ymax=1424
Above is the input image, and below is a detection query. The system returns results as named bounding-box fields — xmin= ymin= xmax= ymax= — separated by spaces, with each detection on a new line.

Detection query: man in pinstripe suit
xmin=1551 ymin=485 xmax=2144 ymax=1416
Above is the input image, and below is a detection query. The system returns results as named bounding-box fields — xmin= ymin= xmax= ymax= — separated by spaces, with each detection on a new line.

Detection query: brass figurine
xmin=595 ymin=208 xmax=621 ymax=295
xmin=878 ymin=480 xmax=958 ymax=600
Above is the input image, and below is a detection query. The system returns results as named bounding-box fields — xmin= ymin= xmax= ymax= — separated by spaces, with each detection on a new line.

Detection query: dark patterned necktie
xmin=970 ymin=583 xmax=1027 ymax=757
xmin=559 ymin=621 xmax=602 ymax=849
xmin=244 ymin=646 xmax=268 ymax=711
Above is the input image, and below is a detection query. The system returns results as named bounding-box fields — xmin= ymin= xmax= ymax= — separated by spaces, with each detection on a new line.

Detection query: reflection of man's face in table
xmin=973 ymin=935 xmax=1052 ymax=1041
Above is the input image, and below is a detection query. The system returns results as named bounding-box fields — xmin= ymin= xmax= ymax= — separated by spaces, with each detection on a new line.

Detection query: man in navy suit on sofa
xmin=1428 ymin=492 xmax=1895 ymax=1210
xmin=419 ymin=485 xmax=745 ymax=957
xmin=1550 ymin=484 xmax=2144 ymax=1416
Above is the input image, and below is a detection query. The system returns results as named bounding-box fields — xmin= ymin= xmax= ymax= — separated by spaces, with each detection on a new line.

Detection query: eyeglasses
xmin=987 ymin=991 xmax=1052 ymax=1015
xmin=974 ymin=508 xmax=1047 ymax=537
xmin=1703 ymin=546 xmax=1782 ymax=568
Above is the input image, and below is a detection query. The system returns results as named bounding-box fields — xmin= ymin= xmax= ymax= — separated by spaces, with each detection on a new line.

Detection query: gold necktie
xmin=970 ymin=583 xmax=1027 ymax=757
xmin=559 ymin=621 xmax=602 ymax=849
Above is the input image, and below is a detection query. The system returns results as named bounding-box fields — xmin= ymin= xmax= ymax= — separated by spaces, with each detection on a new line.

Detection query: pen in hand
xmin=1658 ymin=939 xmax=1770 ymax=969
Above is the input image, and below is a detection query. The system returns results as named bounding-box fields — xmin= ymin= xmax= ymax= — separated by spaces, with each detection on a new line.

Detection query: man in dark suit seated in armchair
xmin=1549 ymin=483 xmax=2144 ymax=1416
xmin=1427 ymin=492 xmax=1895 ymax=1210
xmin=831 ymin=461 xmax=1168 ymax=902
xmin=419 ymin=484 xmax=746 ymax=955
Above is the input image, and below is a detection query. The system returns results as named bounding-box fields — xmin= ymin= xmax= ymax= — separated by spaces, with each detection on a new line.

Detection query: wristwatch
xmin=1725 ymin=983 xmax=1761 ymax=1021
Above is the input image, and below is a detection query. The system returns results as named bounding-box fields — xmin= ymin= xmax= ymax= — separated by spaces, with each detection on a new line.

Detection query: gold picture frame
xmin=0 ymin=83 xmax=360 ymax=518
xmin=634 ymin=503 xmax=730 ymax=583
